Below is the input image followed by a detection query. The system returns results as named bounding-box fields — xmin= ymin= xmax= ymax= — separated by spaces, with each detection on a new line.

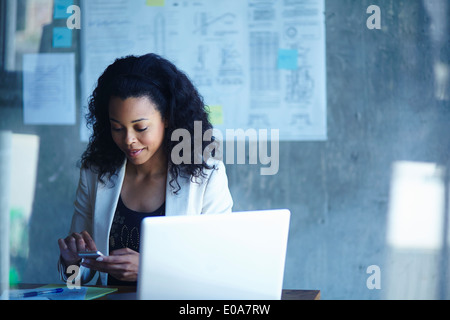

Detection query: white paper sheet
xmin=23 ymin=53 xmax=76 ymax=125
xmin=9 ymin=286 xmax=87 ymax=300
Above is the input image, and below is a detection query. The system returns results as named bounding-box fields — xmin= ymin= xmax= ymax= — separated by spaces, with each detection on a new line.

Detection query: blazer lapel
xmin=93 ymin=161 xmax=126 ymax=255
xmin=93 ymin=161 xmax=195 ymax=252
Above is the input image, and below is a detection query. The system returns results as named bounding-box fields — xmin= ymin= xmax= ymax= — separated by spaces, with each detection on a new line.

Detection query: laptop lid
xmin=137 ymin=209 xmax=290 ymax=300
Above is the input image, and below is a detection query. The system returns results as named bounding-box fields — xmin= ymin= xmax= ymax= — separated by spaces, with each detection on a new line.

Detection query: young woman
xmin=57 ymin=53 xmax=233 ymax=286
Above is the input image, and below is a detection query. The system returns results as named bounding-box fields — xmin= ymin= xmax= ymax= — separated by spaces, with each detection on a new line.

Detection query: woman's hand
xmin=81 ymin=248 xmax=140 ymax=282
xmin=58 ymin=230 xmax=97 ymax=266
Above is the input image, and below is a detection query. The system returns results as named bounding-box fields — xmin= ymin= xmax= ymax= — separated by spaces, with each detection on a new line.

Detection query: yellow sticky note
xmin=208 ymin=105 xmax=223 ymax=125
xmin=146 ymin=0 xmax=165 ymax=6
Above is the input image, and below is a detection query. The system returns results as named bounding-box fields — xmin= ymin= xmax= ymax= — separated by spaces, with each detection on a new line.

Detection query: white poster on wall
xmin=23 ymin=53 xmax=76 ymax=125
xmin=80 ymin=0 xmax=326 ymax=141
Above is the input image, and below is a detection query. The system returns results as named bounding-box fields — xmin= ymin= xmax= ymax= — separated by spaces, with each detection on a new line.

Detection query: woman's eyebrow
xmin=131 ymin=118 xmax=148 ymax=123
xmin=109 ymin=118 xmax=148 ymax=124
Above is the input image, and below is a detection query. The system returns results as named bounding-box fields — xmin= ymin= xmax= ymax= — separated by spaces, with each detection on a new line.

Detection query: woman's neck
xmin=126 ymin=147 xmax=167 ymax=180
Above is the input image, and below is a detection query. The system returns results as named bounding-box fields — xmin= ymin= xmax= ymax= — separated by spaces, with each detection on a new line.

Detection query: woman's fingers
xmin=62 ymin=231 xmax=97 ymax=252
xmin=81 ymin=248 xmax=140 ymax=282
xmin=58 ymin=236 xmax=81 ymax=266
xmin=80 ymin=230 xmax=97 ymax=251
xmin=57 ymin=238 xmax=67 ymax=251
xmin=58 ymin=231 xmax=97 ymax=266
xmin=72 ymin=233 xmax=87 ymax=252
xmin=62 ymin=233 xmax=77 ymax=253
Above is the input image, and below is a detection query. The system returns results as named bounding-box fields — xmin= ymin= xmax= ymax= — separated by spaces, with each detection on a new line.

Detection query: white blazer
xmin=58 ymin=159 xmax=233 ymax=285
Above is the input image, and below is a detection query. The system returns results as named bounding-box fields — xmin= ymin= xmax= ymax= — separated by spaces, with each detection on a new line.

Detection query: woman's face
xmin=109 ymin=96 xmax=166 ymax=166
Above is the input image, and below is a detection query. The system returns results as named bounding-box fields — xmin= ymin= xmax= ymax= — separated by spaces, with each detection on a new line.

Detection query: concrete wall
xmin=229 ymin=0 xmax=450 ymax=299
xmin=0 ymin=0 xmax=449 ymax=299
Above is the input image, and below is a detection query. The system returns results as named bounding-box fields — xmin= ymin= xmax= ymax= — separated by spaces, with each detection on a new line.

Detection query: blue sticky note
xmin=53 ymin=27 xmax=72 ymax=48
xmin=278 ymin=49 xmax=298 ymax=70
xmin=54 ymin=0 xmax=73 ymax=19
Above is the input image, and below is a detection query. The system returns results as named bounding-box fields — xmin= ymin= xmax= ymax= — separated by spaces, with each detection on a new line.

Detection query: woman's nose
xmin=125 ymin=130 xmax=137 ymax=145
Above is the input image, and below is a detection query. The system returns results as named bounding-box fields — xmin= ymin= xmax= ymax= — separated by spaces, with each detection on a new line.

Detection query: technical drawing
xmin=217 ymin=44 xmax=243 ymax=85
xmin=285 ymin=67 xmax=314 ymax=104
xmin=194 ymin=12 xmax=237 ymax=35
xmin=192 ymin=45 xmax=213 ymax=87
xmin=247 ymin=114 xmax=271 ymax=128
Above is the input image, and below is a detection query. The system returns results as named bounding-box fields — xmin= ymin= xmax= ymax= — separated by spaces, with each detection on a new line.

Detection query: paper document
xmin=10 ymin=286 xmax=87 ymax=300
xmin=9 ymin=285 xmax=118 ymax=300
xmin=80 ymin=0 xmax=326 ymax=141
xmin=23 ymin=53 xmax=76 ymax=125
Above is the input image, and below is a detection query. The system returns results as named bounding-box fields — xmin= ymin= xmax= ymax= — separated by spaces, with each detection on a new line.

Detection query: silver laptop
xmin=137 ymin=209 xmax=291 ymax=300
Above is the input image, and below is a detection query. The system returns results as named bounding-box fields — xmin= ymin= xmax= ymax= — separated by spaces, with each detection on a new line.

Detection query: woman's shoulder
xmin=197 ymin=159 xmax=229 ymax=189
xmin=170 ymin=158 xmax=227 ymax=188
xmin=205 ymin=157 xmax=226 ymax=172
xmin=79 ymin=161 xmax=125 ymax=187
xmin=79 ymin=164 xmax=100 ymax=178
xmin=197 ymin=158 xmax=228 ymax=182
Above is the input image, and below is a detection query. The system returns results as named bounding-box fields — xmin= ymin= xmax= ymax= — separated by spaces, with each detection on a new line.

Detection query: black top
xmin=107 ymin=196 xmax=165 ymax=286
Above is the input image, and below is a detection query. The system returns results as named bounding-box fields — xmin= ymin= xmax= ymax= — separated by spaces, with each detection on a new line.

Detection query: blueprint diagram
xmin=80 ymin=0 xmax=326 ymax=141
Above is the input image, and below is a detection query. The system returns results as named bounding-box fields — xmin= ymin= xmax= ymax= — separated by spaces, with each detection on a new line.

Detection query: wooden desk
xmin=100 ymin=286 xmax=321 ymax=300
xmin=12 ymin=284 xmax=320 ymax=300
xmin=281 ymin=289 xmax=320 ymax=300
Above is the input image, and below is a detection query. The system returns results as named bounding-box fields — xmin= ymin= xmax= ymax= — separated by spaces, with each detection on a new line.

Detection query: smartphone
xmin=78 ymin=250 xmax=104 ymax=259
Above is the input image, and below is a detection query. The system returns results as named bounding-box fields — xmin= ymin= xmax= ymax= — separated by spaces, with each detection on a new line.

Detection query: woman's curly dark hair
xmin=81 ymin=53 xmax=217 ymax=193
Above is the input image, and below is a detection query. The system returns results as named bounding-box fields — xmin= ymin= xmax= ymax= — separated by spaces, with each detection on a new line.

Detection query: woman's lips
xmin=126 ymin=148 xmax=144 ymax=158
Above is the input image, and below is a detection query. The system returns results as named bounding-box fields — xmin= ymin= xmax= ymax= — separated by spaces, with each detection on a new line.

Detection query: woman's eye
xmin=136 ymin=127 xmax=148 ymax=132
xmin=111 ymin=127 xmax=122 ymax=132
